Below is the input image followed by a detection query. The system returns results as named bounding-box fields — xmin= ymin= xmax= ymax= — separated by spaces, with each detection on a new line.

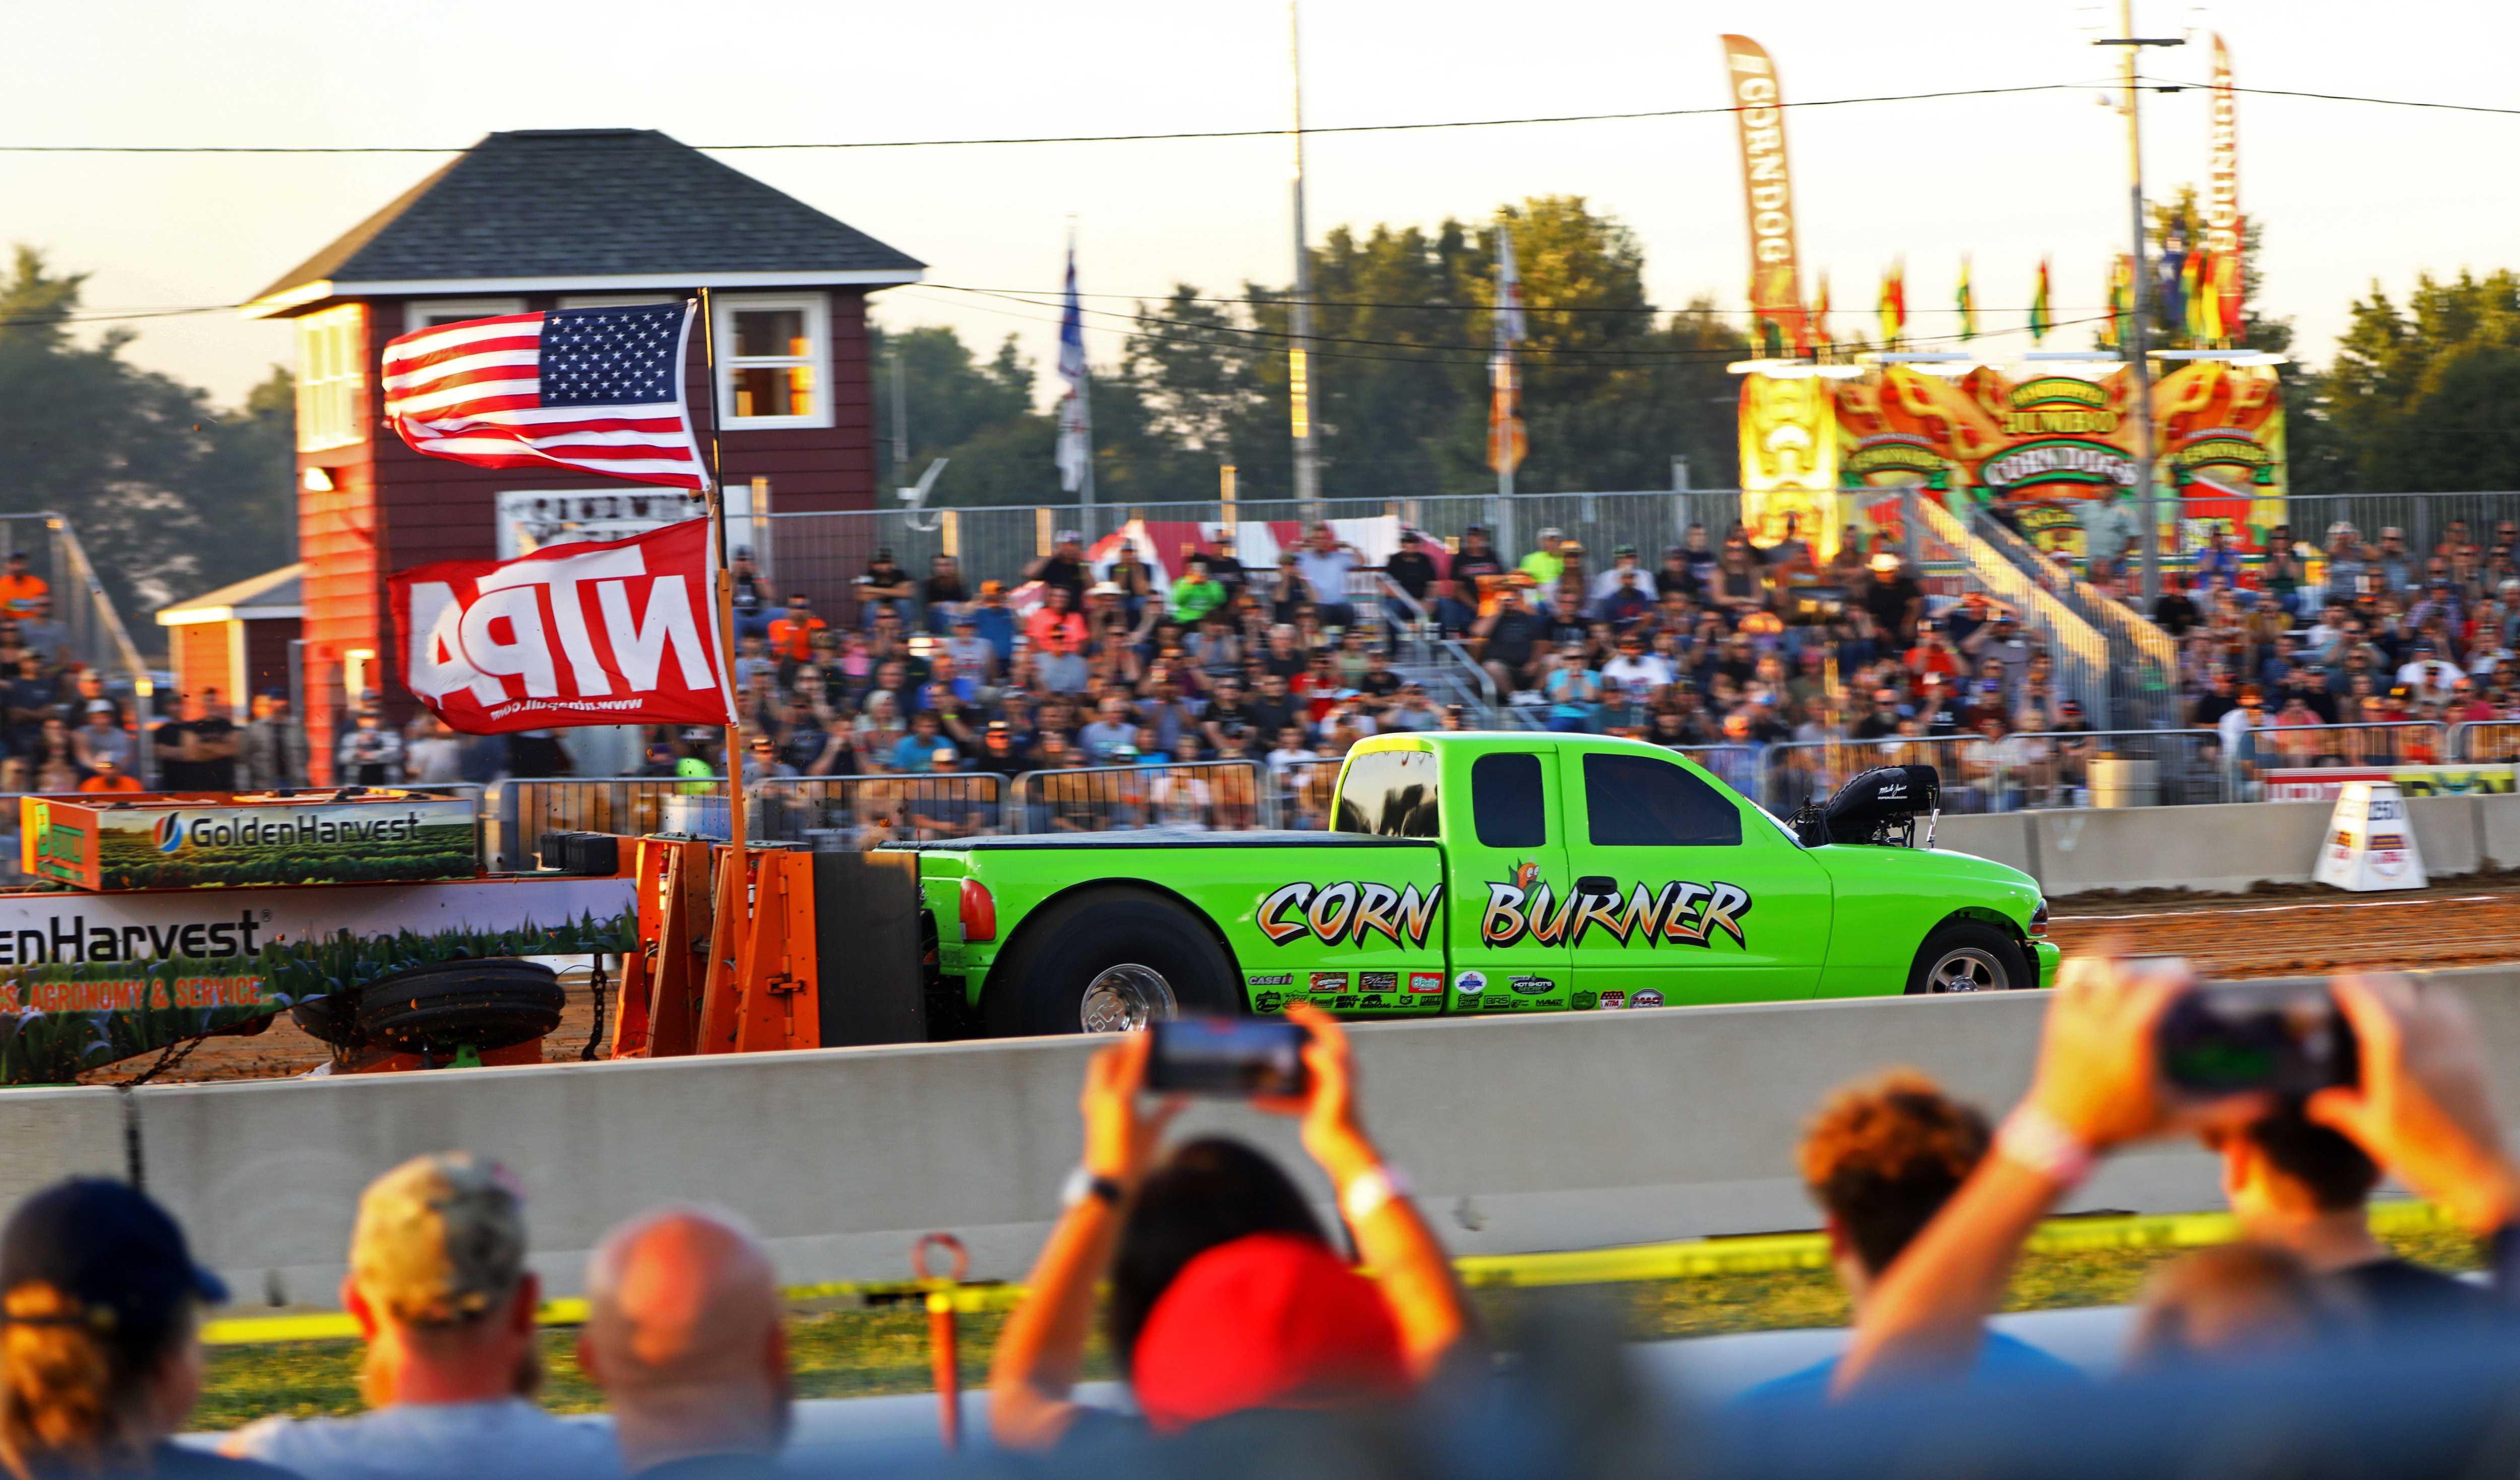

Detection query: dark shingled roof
xmin=251 ymin=129 xmax=921 ymax=306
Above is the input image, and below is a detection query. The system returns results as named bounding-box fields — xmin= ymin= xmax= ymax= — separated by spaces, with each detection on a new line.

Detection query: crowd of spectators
xmin=80 ymin=507 xmax=2520 ymax=826
xmin=5 ymin=958 xmax=2519 ymax=1474
xmin=2140 ymin=518 xmax=2520 ymax=772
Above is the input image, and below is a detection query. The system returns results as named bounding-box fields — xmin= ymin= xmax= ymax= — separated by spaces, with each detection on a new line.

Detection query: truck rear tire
xmin=983 ymin=890 xmax=1239 ymax=1037
xmin=1906 ymin=921 xmax=2032 ymax=995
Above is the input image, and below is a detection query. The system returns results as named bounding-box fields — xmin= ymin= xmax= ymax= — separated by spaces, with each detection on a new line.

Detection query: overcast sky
xmin=9 ymin=0 xmax=2514 ymax=412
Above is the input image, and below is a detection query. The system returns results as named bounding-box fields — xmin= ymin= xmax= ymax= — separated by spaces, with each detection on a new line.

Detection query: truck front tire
xmin=983 ymin=890 xmax=1239 ymax=1036
xmin=1906 ymin=920 xmax=2032 ymax=994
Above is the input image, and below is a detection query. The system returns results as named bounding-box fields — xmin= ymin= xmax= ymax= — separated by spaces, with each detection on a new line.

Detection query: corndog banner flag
xmin=389 ymin=519 xmax=738 ymax=734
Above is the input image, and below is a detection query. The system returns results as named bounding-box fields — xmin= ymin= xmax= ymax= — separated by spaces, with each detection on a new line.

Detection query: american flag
xmin=382 ymin=301 xmax=708 ymax=492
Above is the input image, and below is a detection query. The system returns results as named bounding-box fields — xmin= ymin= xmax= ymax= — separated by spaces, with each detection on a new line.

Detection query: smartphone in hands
xmin=2156 ymin=978 xmax=2359 ymax=1099
xmin=1147 ymin=1017 xmax=1311 ymax=1098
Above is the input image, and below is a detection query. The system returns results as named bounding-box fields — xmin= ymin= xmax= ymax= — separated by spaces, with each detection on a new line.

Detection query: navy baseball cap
xmin=0 ymin=1180 xmax=226 ymax=1337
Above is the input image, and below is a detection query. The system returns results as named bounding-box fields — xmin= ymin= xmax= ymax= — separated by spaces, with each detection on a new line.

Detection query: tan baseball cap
xmin=350 ymin=1152 xmax=526 ymax=1327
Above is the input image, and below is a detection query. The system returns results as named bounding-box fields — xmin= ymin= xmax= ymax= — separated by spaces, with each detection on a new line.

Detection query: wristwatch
xmin=1060 ymin=1166 xmax=1125 ymax=1211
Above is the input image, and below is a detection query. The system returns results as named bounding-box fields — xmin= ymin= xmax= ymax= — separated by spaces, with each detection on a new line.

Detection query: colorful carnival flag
xmin=391 ymin=519 xmax=737 ymax=735
xmin=1054 ymin=236 xmax=1092 ymax=494
xmin=1955 ymin=258 xmax=1976 ymax=343
xmin=1810 ymin=273 xmax=1833 ymax=351
xmin=2214 ymin=227 xmax=2245 ymax=342
xmin=2100 ymin=255 xmax=2132 ymax=350
xmin=381 ymin=302 xmax=707 ymax=492
xmin=2030 ymin=259 xmax=2052 ymax=345
xmin=2181 ymin=249 xmax=2210 ymax=344
xmin=1877 ymin=263 xmax=1906 ymax=347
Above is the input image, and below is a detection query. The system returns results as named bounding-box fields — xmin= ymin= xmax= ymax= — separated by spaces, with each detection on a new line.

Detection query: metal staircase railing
xmin=1967 ymin=510 xmax=2182 ymax=731
xmin=1911 ymin=496 xmax=2114 ymax=724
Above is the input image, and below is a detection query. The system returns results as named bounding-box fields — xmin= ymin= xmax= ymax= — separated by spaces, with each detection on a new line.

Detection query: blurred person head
xmin=1109 ymin=1139 xmax=1405 ymax=1432
xmin=581 ymin=1209 xmax=788 ymax=1473
xmin=341 ymin=1152 xmax=538 ymax=1409
xmin=2125 ymin=1244 xmax=2334 ymax=1369
xmin=0 ymin=1179 xmax=226 ymax=1473
xmin=1797 ymin=1070 xmax=1990 ymax=1308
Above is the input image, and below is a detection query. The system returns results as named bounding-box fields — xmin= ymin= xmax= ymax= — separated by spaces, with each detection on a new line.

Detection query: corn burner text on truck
xmin=896 ymin=732 xmax=2056 ymax=1035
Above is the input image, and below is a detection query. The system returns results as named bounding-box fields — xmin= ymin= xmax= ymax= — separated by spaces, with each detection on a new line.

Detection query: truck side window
xmin=1333 ymin=751 xmax=1440 ymax=838
xmin=1584 ymin=754 xmax=1741 ymax=847
xmin=1472 ymin=753 xmax=1546 ymax=848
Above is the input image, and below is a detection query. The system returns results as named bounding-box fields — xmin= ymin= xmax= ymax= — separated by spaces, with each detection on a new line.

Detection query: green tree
xmin=2324 ymin=270 xmax=2520 ymax=490
xmin=0 ymin=247 xmax=294 ymax=619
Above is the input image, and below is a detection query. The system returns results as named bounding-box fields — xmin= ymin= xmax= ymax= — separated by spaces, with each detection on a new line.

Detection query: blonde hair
xmin=0 ymin=1281 xmax=175 ymax=1477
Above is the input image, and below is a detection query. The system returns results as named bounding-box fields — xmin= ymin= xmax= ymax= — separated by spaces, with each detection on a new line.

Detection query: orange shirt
xmin=766 ymin=614 xmax=827 ymax=662
xmin=0 ymin=574 xmax=46 ymax=615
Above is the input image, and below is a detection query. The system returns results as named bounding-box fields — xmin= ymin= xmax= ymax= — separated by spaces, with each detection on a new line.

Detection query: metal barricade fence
xmin=1004 ymin=760 xmax=1274 ymax=836
xmin=753 ymin=774 xmax=1005 ymax=848
xmin=2453 ymin=721 xmax=2520 ymax=763
xmin=1271 ymin=759 xmax=1343 ymax=830
xmin=482 ymin=777 xmax=699 ymax=870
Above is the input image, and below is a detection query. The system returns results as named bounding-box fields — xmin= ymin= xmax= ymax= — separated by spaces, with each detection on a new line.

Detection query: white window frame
xmin=712 ymin=293 xmax=831 ymax=430
xmin=295 ymin=305 xmax=365 ymax=452
xmin=559 ymin=293 xmax=679 ymax=311
xmin=404 ymin=296 xmax=527 ymax=333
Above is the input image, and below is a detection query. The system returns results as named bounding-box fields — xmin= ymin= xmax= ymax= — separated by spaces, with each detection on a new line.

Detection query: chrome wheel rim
xmin=1080 ymin=964 xmax=1177 ymax=1032
xmin=1926 ymin=946 xmax=2006 ymax=994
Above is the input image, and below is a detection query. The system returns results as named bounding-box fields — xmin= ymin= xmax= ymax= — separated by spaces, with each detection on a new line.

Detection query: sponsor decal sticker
xmin=1358 ymin=971 xmax=1398 ymax=992
xmin=1455 ymin=969 xmax=1488 ymax=995
xmin=1633 ymin=989 xmax=1665 ymax=1008
xmin=1598 ymin=991 xmax=1627 ymax=1010
xmin=1246 ymin=973 xmax=1294 ymax=988
xmin=1309 ymin=971 xmax=1349 ymax=992
xmin=1508 ymin=974 xmax=1555 ymax=996
xmin=1252 ymin=992 xmax=1284 ymax=1014
xmin=1356 ymin=994 xmax=1388 ymax=1010
xmin=1571 ymin=991 xmax=1599 ymax=1010
xmin=1329 ymin=994 xmax=1357 ymax=1010
xmin=1255 ymin=882 xmax=1444 ymax=950
xmin=1407 ymin=971 xmax=1444 ymax=994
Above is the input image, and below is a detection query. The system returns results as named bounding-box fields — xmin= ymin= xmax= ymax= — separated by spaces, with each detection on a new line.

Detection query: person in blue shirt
xmin=1736 ymin=1070 xmax=2084 ymax=1404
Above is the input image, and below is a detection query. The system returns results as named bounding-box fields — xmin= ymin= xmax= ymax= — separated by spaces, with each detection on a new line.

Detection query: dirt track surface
xmin=82 ymin=881 xmax=2520 ymax=1085
xmin=2046 ymin=878 xmax=2520 ymax=980
xmin=82 ymin=972 xmax=615 ymax=1086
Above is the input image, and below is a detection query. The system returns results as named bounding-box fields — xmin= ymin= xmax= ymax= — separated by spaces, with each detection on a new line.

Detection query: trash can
xmin=2088 ymin=755 xmax=2160 ymax=809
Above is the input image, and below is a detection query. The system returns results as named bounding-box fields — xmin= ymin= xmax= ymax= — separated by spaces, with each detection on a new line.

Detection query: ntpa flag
xmin=389 ymin=520 xmax=736 ymax=734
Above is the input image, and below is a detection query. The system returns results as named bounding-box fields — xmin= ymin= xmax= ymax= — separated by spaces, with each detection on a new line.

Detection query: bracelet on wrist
xmin=1060 ymin=1165 xmax=1125 ymax=1211
xmin=1994 ymin=1104 xmax=2096 ymax=1190
xmin=1340 ymin=1165 xmax=1412 ymax=1223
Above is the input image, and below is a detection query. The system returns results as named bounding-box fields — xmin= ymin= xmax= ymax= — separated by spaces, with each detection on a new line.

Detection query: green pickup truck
xmin=895 ymin=732 xmax=2056 ymax=1036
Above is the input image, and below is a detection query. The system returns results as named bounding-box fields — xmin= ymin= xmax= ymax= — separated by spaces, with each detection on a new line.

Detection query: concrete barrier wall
xmin=1935 ymin=792 xmax=2520 ymax=895
xmin=80 ymin=964 xmax=2520 ymax=1308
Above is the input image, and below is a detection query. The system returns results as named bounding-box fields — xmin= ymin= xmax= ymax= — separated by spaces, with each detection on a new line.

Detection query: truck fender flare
xmin=982 ymin=879 xmax=1246 ymax=1017
xmin=1939 ymin=905 xmax=2027 ymax=944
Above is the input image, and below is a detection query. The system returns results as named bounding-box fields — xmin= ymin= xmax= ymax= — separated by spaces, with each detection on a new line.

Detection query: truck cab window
xmin=1472 ymin=753 xmax=1547 ymax=848
xmin=1333 ymin=751 xmax=1441 ymax=838
xmin=1584 ymin=753 xmax=1740 ymax=847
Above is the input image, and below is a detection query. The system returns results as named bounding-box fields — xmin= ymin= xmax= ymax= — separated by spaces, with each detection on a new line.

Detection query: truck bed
xmin=892 ymin=829 xmax=1437 ymax=852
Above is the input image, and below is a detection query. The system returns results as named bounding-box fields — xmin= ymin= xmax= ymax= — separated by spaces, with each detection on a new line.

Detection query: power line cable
xmin=0 ymin=81 xmax=2107 ymax=155
xmin=2136 ymin=75 xmax=2520 ymax=117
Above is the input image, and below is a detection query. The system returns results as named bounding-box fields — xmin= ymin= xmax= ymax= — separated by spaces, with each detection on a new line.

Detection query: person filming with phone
xmin=1832 ymin=961 xmax=2520 ymax=1397
xmin=988 ymin=1004 xmax=1473 ymax=1449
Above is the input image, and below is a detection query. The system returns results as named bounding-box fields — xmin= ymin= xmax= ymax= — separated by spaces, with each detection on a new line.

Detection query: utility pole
xmin=889 ymin=343 xmax=908 ymax=491
xmin=2099 ymin=0 xmax=2184 ymax=606
xmin=1287 ymin=0 xmax=1321 ymax=518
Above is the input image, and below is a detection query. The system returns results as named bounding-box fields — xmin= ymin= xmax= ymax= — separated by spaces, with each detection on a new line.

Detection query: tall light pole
xmin=2098 ymin=0 xmax=2183 ymax=606
xmin=1287 ymin=0 xmax=1321 ymax=517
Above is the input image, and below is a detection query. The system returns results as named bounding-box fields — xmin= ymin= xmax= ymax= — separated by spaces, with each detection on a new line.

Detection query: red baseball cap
xmin=1128 ymin=1232 xmax=1409 ymax=1432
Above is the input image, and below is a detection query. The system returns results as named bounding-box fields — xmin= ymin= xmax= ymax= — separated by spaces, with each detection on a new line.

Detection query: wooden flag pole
xmin=696 ymin=287 xmax=748 ymax=856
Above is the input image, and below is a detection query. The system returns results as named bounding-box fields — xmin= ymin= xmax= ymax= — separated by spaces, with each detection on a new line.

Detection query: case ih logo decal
xmin=1256 ymin=882 xmax=1442 ymax=949
xmin=1479 ymin=877 xmax=1752 ymax=950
